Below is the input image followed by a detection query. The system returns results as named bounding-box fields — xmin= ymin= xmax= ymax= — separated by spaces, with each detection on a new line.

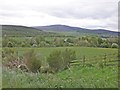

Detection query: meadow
xmin=2 ymin=47 xmax=118 ymax=88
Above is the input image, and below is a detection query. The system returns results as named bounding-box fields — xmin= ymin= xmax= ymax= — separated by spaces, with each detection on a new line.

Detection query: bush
xmin=61 ymin=49 xmax=76 ymax=66
xmin=47 ymin=50 xmax=62 ymax=72
xmin=2 ymin=48 xmax=19 ymax=69
xmin=21 ymin=42 xmax=26 ymax=47
xmin=111 ymin=43 xmax=118 ymax=48
xmin=47 ymin=49 xmax=76 ymax=72
xmin=100 ymin=42 xmax=110 ymax=48
xmin=7 ymin=41 xmax=14 ymax=47
xmin=23 ymin=49 xmax=41 ymax=73
xmin=2 ymin=37 xmax=9 ymax=47
xmin=2 ymin=48 xmax=16 ymax=60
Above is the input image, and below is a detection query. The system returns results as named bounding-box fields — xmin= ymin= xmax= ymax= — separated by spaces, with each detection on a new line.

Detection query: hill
xmin=2 ymin=25 xmax=56 ymax=37
xmin=33 ymin=24 xmax=118 ymax=37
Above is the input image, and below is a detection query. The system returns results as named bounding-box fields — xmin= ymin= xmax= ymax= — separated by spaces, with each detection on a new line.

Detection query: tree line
xmin=2 ymin=36 xmax=119 ymax=48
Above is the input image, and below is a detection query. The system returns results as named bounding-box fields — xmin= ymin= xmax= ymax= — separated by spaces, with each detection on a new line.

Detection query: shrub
xmin=35 ymin=36 xmax=45 ymax=45
xmin=2 ymin=48 xmax=16 ymax=60
xmin=111 ymin=43 xmax=118 ymax=48
xmin=47 ymin=50 xmax=61 ymax=72
xmin=2 ymin=37 xmax=9 ymax=47
xmin=100 ymin=42 xmax=110 ymax=48
xmin=47 ymin=49 xmax=76 ymax=72
xmin=23 ymin=49 xmax=41 ymax=73
xmin=61 ymin=49 xmax=76 ymax=67
xmin=39 ymin=41 xmax=46 ymax=47
xmin=7 ymin=41 xmax=14 ymax=47
xmin=2 ymin=48 xmax=19 ymax=68
xmin=21 ymin=42 xmax=26 ymax=47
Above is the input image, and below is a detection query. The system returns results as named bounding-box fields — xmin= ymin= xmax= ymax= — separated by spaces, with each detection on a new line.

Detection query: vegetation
xmin=2 ymin=47 xmax=118 ymax=88
xmin=2 ymin=25 xmax=57 ymax=37
xmin=47 ymin=49 xmax=76 ymax=72
xmin=2 ymin=36 xmax=119 ymax=48
xmin=3 ymin=66 xmax=117 ymax=88
xmin=1 ymin=25 xmax=119 ymax=88
xmin=23 ymin=49 xmax=42 ymax=73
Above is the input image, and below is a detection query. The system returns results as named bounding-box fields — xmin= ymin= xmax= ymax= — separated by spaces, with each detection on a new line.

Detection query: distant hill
xmin=2 ymin=25 xmax=56 ymax=37
xmin=1 ymin=25 xmax=118 ymax=37
xmin=33 ymin=24 xmax=118 ymax=37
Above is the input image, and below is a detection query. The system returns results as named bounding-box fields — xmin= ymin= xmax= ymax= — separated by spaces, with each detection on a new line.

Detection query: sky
xmin=0 ymin=0 xmax=119 ymax=31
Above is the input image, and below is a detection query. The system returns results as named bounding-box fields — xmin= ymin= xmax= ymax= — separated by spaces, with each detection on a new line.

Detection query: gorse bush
xmin=47 ymin=49 xmax=76 ymax=72
xmin=23 ymin=49 xmax=41 ymax=73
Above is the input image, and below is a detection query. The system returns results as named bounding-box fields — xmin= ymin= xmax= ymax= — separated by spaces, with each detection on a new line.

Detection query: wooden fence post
xmin=83 ymin=55 xmax=86 ymax=67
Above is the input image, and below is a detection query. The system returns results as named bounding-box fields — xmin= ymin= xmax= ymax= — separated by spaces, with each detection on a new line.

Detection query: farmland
xmin=1 ymin=25 xmax=119 ymax=88
xmin=2 ymin=47 xmax=118 ymax=88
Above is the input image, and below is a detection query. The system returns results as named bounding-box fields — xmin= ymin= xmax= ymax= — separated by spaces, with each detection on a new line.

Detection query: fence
xmin=70 ymin=52 xmax=119 ymax=68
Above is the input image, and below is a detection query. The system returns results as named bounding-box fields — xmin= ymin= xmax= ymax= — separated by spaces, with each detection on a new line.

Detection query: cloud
xmin=0 ymin=0 xmax=119 ymax=31
xmin=37 ymin=2 xmax=117 ymax=19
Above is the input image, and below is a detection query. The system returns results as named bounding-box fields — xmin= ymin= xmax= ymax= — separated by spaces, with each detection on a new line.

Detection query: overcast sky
xmin=0 ymin=0 xmax=119 ymax=31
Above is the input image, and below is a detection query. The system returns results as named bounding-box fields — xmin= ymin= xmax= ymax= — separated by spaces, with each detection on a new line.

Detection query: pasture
xmin=2 ymin=47 xmax=118 ymax=88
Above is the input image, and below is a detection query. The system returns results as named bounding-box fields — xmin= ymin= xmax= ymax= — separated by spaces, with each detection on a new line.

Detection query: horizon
xmin=0 ymin=0 xmax=118 ymax=31
xmin=2 ymin=24 xmax=119 ymax=32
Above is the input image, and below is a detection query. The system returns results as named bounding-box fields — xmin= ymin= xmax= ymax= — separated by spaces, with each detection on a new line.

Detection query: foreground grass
xmin=2 ymin=66 xmax=118 ymax=88
xmin=0 ymin=66 xmax=2 ymax=89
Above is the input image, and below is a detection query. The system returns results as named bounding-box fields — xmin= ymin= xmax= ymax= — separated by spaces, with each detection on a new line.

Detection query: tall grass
xmin=2 ymin=66 xmax=118 ymax=88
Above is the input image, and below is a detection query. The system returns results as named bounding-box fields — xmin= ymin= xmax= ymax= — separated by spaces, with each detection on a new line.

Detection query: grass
xmin=0 ymin=66 xmax=2 ymax=89
xmin=11 ymin=47 xmax=118 ymax=58
xmin=2 ymin=66 xmax=118 ymax=88
xmin=2 ymin=47 xmax=118 ymax=88
xmin=0 ymin=43 xmax=2 ymax=89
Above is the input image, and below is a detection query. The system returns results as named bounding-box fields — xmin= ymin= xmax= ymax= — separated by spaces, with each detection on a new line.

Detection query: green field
xmin=14 ymin=47 xmax=118 ymax=61
xmin=2 ymin=47 xmax=118 ymax=88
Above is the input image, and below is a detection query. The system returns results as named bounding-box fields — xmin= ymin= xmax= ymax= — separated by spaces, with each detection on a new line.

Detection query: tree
xmin=97 ymin=37 xmax=103 ymax=46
